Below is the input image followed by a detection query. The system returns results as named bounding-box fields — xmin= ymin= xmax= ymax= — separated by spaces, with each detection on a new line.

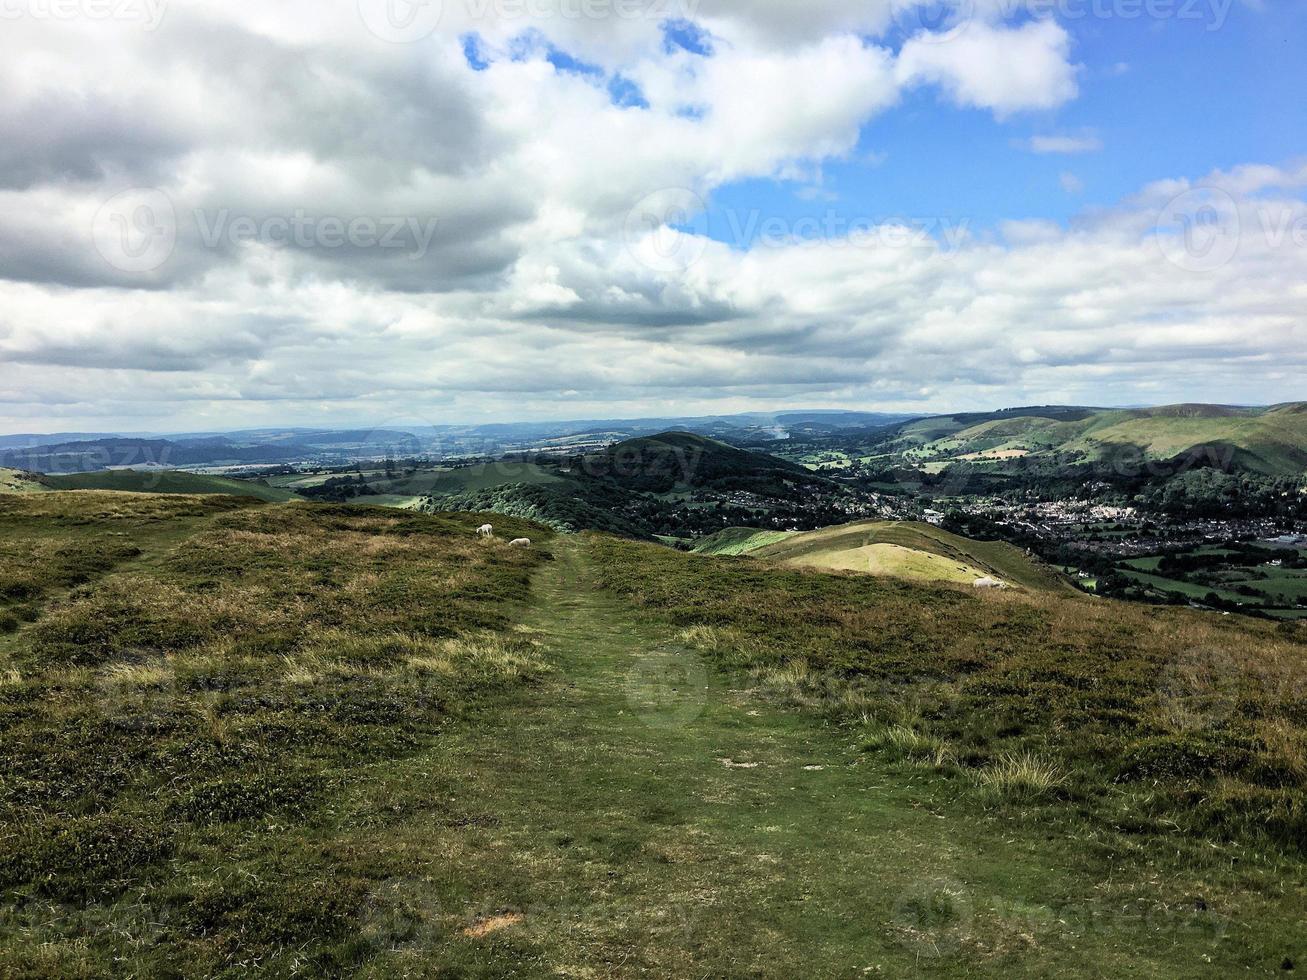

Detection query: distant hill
xmin=581 ymin=432 xmax=821 ymax=494
xmin=41 ymin=470 xmax=298 ymax=502
xmin=721 ymin=520 xmax=1074 ymax=592
xmin=0 ymin=468 xmax=49 ymax=493
xmin=881 ymin=403 xmax=1307 ymax=477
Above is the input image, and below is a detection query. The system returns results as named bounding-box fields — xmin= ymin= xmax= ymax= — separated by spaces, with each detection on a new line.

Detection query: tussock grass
xmin=0 ymin=495 xmax=552 ymax=974
xmin=862 ymin=724 xmax=957 ymax=770
xmin=587 ymin=535 xmax=1307 ymax=853
xmin=976 ymin=753 xmax=1067 ymax=802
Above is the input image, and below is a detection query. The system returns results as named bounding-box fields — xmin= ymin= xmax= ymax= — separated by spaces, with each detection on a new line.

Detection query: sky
xmin=1 ymin=0 xmax=1305 ymax=433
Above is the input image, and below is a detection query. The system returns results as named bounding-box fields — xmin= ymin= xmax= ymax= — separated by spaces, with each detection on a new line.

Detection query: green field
xmin=40 ymin=470 xmax=297 ymax=502
xmin=270 ymin=463 xmax=566 ymax=500
xmin=1 ymin=494 xmax=1305 ymax=975
xmin=0 ymin=468 xmax=49 ymax=493
xmin=748 ymin=521 xmax=1075 ymax=592
xmin=692 ymin=526 xmax=799 ymax=556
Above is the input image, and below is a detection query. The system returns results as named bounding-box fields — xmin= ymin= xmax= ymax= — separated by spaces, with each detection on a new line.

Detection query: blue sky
xmin=710 ymin=3 xmax=1307 ymax=244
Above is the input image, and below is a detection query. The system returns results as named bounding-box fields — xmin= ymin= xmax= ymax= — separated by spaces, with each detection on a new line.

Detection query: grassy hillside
xmin=692 ymin=527 xmax=799 ymax=556
xmin=0 ymin=493 xmax=552 ymax=975
xmin=0 ymin=468 xmax=48 ymax=493
xmin=887 ymin=403 xmax=1307 ymax=477
xmin=41 ymin=470 xmax=298 ymax=502
xmin=2 ymin=495 xmax=1306 ymax=974
xmin=590 ymin=535 xmax=1307 ymax=856
xmin=745 ymin=521 xmax=1074 ymax=592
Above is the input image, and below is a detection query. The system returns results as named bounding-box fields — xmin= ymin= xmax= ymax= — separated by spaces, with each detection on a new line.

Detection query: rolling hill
xmin=0 ymin=468 xmax=49 ymax=493
xmin=711 ymin=520 xmax=1074 ymax=591
xmin=580 ymin=431 xmax=820 ymax=493
xmin=881 ymin=403 xmax=1307 ymax=477
xmin=39 ymin=470 xmax=298 ymax=502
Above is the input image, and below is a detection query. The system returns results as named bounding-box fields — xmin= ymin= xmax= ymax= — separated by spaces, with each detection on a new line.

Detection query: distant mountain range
xmin=0 ymin=412 xmax=914 ymax=474
xmin=3 ymin=404 xmax=1305 ymax=477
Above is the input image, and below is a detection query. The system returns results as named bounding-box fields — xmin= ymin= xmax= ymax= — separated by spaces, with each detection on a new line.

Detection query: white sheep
xmin=477 ymin=524 xmax=494 ymax=538
xmin=508 ymin=538 xmax=532 ymax=549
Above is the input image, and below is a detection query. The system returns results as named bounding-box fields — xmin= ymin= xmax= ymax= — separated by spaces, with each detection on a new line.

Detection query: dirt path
xmin=349 ymin=537 xmax=1251 ymax=978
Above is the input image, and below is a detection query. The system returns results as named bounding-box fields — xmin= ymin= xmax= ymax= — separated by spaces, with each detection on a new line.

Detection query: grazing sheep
xmin=477 ymin=524 xmax=494 ymax=538
xmin=973 ymin=577 xmax=1006 ymax=590
xmin=508 ymin=538 xmax=532 ymax=549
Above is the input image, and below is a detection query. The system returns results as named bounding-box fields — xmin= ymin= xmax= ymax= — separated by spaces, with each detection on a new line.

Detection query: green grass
xmin=42 ymin=470 xmax=298 ymax=502
xmin=0 ymin=468 xmax=49 ymax=493
xmin=0 ymin=493 xmax=552 ymax=975
xmin=3 ymin=496 xmax=1306 ymax=975
xmin=588 ymin=534 xmax=1307 ymax=855
xmin=692 ymin=526 xmax=799 ymax=556
xmin=752 ymin=521 xmax=1075 ymax=592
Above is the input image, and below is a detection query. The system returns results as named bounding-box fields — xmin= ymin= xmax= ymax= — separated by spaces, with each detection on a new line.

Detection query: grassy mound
xmin=749 ymin=520 xmax=1074 ymax=592
xmin=41 ymin=470 xmax=298 ymax=502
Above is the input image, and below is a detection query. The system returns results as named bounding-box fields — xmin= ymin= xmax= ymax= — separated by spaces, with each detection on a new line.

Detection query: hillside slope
xmin=2 ymin=497 xmax=1304 ymax=974
xmin=884 ymin=403 xmax=1307 ymax=477
xmin=582 ymin=431 xmax=818 ymax=493
xmin=41 ymin=470 xmax=299 ymax=502
xmin=740 ymin=520 xmax=1074 ymax=591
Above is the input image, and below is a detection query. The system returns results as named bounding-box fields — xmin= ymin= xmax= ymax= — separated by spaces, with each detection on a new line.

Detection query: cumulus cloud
xmin=0 ymin=2 xmax=1302 ymax=430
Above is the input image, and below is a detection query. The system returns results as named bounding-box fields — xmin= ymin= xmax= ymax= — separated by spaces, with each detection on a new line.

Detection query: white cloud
xmin=896 ymin=19 xmax=1080 ymax=117
xmin=1025 ymin=134 xmax=1103 ymax=154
